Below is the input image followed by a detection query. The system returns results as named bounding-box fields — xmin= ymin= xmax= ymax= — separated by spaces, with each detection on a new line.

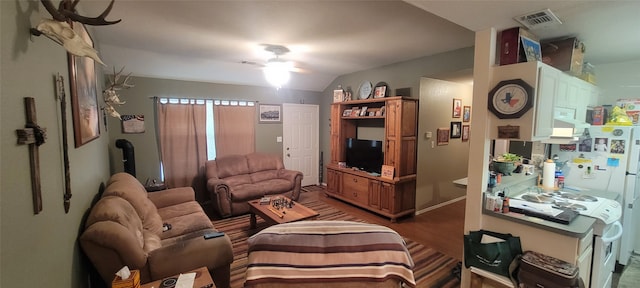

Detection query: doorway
xmin=282 ymin=103 xmax=319 ymax=186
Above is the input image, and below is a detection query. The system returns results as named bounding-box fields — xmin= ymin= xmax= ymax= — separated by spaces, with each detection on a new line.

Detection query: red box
xmin=591 ymin=106 xmax=605 ymax=125
xmin=499 ymin=27 xmax=539 ymax=65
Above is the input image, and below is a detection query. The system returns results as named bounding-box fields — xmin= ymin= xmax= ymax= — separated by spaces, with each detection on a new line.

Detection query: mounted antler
xmin=40 ymin=0 xmax=121 ymax=26
xmin=103 ymin=67 xmax=135 ymax=119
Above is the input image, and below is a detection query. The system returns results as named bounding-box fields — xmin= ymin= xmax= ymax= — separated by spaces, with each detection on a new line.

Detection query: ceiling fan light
xmin=264 ymin=61 xmax=290 ymax=88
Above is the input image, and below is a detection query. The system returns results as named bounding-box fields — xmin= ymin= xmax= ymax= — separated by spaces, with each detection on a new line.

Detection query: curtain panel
xmin=156 ymin=101 xmax=207 ymax=200
xmin=214 ymin=105 xmax=256 ymax=157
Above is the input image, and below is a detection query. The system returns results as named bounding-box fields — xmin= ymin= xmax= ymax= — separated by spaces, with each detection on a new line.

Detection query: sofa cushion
xmin=250 ymin=170 xmax=279 ymax=183
xmin=215 ymin=154 xmax=250 ymax=178
xmin=224 ymin=174 xmax=252 ymax=186
xmin=230 ymin=179 xmax=293 ymax=201
xmin=85 ymin=196 xmax=145 ymax=249
xmin=103 ymin=173 xmax=164 ymax=236
xmin=156 ymin=201 xmax=210 ymax=221
xmin=247 ymin=153 xmax=284 ymax=173
xmin=159 ymin=211 xmax=215 ymax=240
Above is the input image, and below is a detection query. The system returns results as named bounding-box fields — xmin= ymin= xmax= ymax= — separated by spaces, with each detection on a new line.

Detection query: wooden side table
xmin=141 ymin=267 xmax=214 ymax=288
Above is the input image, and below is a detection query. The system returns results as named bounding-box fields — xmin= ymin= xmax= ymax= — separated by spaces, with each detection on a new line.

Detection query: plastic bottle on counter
xmin=502 ymin=197 xmax=510 ymax=213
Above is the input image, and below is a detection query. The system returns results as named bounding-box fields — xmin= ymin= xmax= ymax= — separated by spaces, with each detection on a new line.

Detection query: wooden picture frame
xmin=462 ymin=125 xmax=470 ymax=142
xmin=451 ymin=121 xmax=462 ymax=138
xmin=68 ymin=22 xmax=100 ymax=147
xmin=437 ymin=128 xmax=449 ymax=146
xmin=381 ymin=165 xmax=395 ymax=180
xmin=258 ymin=104 xmax=282 ymax=123
xmin=452 ymin=98 xmax=462 ymax=118
xmin=463 ymin=106 xmax=471 ymax=122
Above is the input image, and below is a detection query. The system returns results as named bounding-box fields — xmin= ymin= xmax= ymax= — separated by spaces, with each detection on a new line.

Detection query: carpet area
xmin=212 ymin=197 xmax=460 ymax=288
xmin=618 ymin=254 xmax=640 ymax=288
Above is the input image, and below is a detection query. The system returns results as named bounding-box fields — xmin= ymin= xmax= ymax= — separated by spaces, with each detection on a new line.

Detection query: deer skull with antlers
xmin=103 ymin=66 xmax=134 ymax=119
xmin=31 ymin=0 xmax=121 ymax=65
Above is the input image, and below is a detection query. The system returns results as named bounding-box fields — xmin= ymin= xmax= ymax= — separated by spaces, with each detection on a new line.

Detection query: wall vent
xmin=514 ymin=9 xmax=562 ymax=30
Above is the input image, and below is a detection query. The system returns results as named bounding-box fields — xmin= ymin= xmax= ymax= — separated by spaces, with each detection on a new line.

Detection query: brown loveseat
xmin=206 ymin=153 xmax=303 ymax=218
xmin=80 ymin=173 xmax=234 ymax=287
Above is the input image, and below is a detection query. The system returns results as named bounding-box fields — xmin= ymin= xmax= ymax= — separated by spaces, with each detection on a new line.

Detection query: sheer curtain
xmin=156 ymin=99 xmax=207 ymax=200
xmin=214 ymin=105 xmax=256 ymax=157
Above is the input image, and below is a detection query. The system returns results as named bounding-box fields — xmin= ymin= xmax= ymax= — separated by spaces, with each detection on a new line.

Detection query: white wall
xmin=596 ymin=60 xmax=640 ymax=105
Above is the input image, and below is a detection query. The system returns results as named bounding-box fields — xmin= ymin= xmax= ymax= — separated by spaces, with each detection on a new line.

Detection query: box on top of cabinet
xmin=541 ymin=37 xmax=585 ymax=76
xmin=617 ymin=99 xmax=640 ymax=124
xmin=499 ymin=27 xmax=539 ymax=66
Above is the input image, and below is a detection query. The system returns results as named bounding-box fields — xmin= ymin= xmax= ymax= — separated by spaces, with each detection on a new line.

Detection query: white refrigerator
xmin=551 ymin=125 xmax=640 ymax=266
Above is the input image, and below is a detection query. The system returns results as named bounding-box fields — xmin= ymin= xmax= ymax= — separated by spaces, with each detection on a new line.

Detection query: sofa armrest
xmin=147 ymin=231 xmax=233 ymax=280
xmin=148 ymin=187 xmax=195 ymax=209
xmin=278 ymin=169 xmax=303 ymax=200
xmin=207 ymin=179 xmax=233 ymax=218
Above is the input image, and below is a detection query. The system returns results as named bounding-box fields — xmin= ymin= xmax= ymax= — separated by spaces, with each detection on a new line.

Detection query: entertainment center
xmin=326 ymin=96 xmax=418 ymax=222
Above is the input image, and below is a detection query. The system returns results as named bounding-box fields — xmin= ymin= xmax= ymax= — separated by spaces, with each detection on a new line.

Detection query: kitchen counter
xmin=482 ymin=172 xmax=618 ymax=238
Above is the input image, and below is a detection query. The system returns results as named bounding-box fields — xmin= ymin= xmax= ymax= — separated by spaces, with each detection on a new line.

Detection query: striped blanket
xmin=244 ymin=221 xmax=416 ymax=287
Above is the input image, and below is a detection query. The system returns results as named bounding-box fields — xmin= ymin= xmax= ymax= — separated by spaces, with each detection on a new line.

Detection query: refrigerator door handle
xmin=626 ymin=171 xmax=637 ymax=176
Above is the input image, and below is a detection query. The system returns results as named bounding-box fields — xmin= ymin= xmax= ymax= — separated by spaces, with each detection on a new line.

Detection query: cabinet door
xmin=368 ymin=180 xmax=381 ymax=209
xmin=379 ymin=182 xmax=393 ymax=213
xmin=326 ymin=168 xmax=342 ymax=195
xmin=534 ymin=66 xmax=558 ymax=138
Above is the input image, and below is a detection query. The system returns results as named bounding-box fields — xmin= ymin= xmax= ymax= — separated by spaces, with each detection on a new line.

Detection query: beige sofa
xmin=80 ymin=173 xmax=234 ymax=287
xmin=206 ymin=153 xmax=303 ymax=218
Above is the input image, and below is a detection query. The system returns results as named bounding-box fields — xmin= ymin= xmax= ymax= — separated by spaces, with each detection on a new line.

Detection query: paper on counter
xmin=509 ymin=199 xmax=563 ymax=217
xmin=175 ymin=272 xmax=196 ymax=288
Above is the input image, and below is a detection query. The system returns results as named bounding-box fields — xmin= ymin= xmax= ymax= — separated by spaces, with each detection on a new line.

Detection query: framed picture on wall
xmin=437 ymin=128 xmax=449 ymax=146
xmin=258 ymin=104 xmax=282 ymax=123
xmin=462 ymin=125 xmax=470 ymax=142
xmin=68 ymin=22 xmax=100 ymax=147
xmin=452 ymin=98 xmax=462 ymax=118
xmin=451 ymin=121 xmax=462 ymax=138
xmin=463 ymin=106 xmax=471 ymax=122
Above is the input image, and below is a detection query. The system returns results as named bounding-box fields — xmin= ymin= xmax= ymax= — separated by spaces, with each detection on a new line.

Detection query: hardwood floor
xmin=299 ymin=186 xmax=466 ymax=260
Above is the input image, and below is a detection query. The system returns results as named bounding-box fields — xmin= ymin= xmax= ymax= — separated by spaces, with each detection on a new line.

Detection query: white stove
xmin=512 ymin=190 xmax=623 ymax=288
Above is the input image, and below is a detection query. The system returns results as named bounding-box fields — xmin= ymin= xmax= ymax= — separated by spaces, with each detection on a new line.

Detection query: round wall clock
xmin=358 ymin=81 xmax=372 ymax=100
xmin=487 ymin=79 xmax=534 ymax=119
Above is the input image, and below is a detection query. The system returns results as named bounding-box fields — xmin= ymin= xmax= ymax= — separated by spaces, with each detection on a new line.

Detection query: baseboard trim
xmin=415 ymin=196 xmax=466 ymax=215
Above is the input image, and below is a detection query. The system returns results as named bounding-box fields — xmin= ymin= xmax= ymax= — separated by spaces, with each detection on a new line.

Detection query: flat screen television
xmin=345 ymin=138 xmax=384 ymax=174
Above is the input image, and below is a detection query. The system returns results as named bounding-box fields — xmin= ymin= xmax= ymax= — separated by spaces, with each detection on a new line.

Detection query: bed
xmin=244 ymin=220 xmax=416 ymax=288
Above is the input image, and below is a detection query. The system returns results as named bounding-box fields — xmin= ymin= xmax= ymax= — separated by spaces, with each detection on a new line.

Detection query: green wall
xmin=1 ymin=1 xmax=111 ymax=287
xmin=107 ymin=76 xmax=323 ymax=184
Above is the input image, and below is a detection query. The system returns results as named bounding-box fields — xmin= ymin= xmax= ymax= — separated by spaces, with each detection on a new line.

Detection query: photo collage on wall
xmin=444 ymin=98 xmax=471 ymax=145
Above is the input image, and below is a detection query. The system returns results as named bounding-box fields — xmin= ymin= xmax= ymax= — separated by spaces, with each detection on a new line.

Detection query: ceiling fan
xmin=241 ymin=44 xmax=308 ymax=74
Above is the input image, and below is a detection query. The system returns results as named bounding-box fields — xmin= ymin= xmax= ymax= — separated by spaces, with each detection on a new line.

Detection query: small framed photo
xmin=451 ymin=122 xmax=462 ymax=138
xmin=437 ymin=128 xmax=450 ymax=146
xmin=259 ymin=104 xmax=282 ymax=123
xmin=381 ymin=165 xmax=395 ymax=180
xmin=360 ymin=106 xmax=368 ymax=116
xmin=452 ymin=98 xmax=462 ymax=118
xmin=333 ymin=89 xmax=344 ymax=103
xmin=342 ymin=109 xmax=352 ymax=117
xmin=462 ymin=125 xmax=470 ymax=142
xmin=374 ymin=86 xmax=387 ymax=98
xmin=521 ymin=35 xmax=542 ymax=62
xmin=351 ymin=109 xmax=361 ymax=117
xmin=463 ymin=106 xmax=471 ymax=122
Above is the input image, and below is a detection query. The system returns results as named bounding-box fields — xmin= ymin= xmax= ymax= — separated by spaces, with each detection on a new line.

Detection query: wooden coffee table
xmin=248 ymin=197 xmax=319 ymax=229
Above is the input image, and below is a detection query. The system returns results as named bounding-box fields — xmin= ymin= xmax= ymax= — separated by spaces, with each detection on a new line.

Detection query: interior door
xmin=283 ymin=104 xmax=319 ymax=186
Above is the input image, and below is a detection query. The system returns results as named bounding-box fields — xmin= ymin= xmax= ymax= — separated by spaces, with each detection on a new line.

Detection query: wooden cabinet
xmin=326 ymin=96 xmax=418 ymax=221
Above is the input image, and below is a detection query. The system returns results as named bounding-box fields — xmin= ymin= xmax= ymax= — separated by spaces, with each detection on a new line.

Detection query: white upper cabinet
xmin=490 ymin=61 xmax=559 ymax=141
